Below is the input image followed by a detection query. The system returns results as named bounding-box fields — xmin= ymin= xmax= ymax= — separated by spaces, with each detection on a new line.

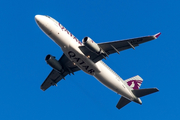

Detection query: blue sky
xmin=0 ymin=0 xmax=179 ymax=119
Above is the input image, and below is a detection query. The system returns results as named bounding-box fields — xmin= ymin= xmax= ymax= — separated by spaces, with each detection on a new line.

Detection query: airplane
xmin=35 ymin=15 xmax=160 ymax=109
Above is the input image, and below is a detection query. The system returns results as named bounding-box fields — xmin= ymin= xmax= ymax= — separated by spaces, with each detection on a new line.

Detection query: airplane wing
xmin=41 ymin=54 xmax=80 ymax=91
xmin=79 ymin=33 xmax=161 ymax=63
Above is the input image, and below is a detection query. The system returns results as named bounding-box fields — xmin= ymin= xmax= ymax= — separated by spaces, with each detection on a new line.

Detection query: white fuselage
xmin=35 ymin=15 xmax=138 ymax=101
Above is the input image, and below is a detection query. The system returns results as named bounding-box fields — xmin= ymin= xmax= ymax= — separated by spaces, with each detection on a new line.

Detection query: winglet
xmin=154 ymin=32 xmax=161 ymax=39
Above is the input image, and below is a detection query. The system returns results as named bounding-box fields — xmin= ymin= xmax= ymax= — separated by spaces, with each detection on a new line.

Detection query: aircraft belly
xmin=48 ymin=26 xmax=71 ymax=48
xmin=62 ymin=41 xmax=101 ymax=75
xmin=94 ymin=61 xmax=133 ymax=100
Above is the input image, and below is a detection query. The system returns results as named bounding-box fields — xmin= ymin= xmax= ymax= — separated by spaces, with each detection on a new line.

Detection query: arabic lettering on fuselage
xmin=59 ymin=23 xmax=82 ymax=45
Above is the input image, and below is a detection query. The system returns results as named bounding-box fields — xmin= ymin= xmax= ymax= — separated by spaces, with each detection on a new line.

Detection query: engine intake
xmin=45 ymin=54 xmax=63 ymax=72
xmin=82 ymin=37 xmax=101 ymax=54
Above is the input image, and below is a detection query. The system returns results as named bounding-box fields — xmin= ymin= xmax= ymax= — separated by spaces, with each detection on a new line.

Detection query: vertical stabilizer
xmin=125 ymin=75 xmax=143 ymax=90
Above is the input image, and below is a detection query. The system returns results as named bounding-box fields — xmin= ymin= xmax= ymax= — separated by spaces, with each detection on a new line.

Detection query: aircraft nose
xmin=35 ymin=15 xmax=52 ymax=35
xmin=35 ymin=15 xmax=46 ymax=29
xmin=35 ymin=15 xmax=43 ymax=23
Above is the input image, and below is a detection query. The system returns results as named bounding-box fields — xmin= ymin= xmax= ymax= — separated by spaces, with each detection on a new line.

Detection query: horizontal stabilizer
xmin=116 ymin=97 xmax=131 ymax=109
xmin=132 ymin=88 xmax=159 ymax=98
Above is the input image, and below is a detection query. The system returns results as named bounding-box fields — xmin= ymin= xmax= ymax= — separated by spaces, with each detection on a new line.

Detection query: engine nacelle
xmin=82 ymin=37 xmax=101 ymax=54
xmin=45 ymin=54 xmax=62 ymax=72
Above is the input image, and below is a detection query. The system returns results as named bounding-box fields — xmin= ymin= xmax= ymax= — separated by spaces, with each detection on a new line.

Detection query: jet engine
xmin=82 ymin=37 xmax=102 ymax=54
xmin=45 ymin=54 xmax=63 ymax=72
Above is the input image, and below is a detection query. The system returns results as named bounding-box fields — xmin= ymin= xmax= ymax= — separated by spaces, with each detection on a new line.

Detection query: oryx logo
xmin=127 ymin=80 xmax=142 ymax=90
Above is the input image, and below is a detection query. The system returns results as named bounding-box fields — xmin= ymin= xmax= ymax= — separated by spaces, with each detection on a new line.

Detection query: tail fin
xmin=132 ymin=88 xmax=159 ymax=98
xmin=125 ymin=75 xmax=143 ymax=90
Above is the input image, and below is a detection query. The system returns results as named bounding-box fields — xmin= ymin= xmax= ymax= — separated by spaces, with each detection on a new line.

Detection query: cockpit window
xmin=47 ymin=16 xmax=59 ymax=24
xmin=46 ymin=15 xmax=59 ymax=25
